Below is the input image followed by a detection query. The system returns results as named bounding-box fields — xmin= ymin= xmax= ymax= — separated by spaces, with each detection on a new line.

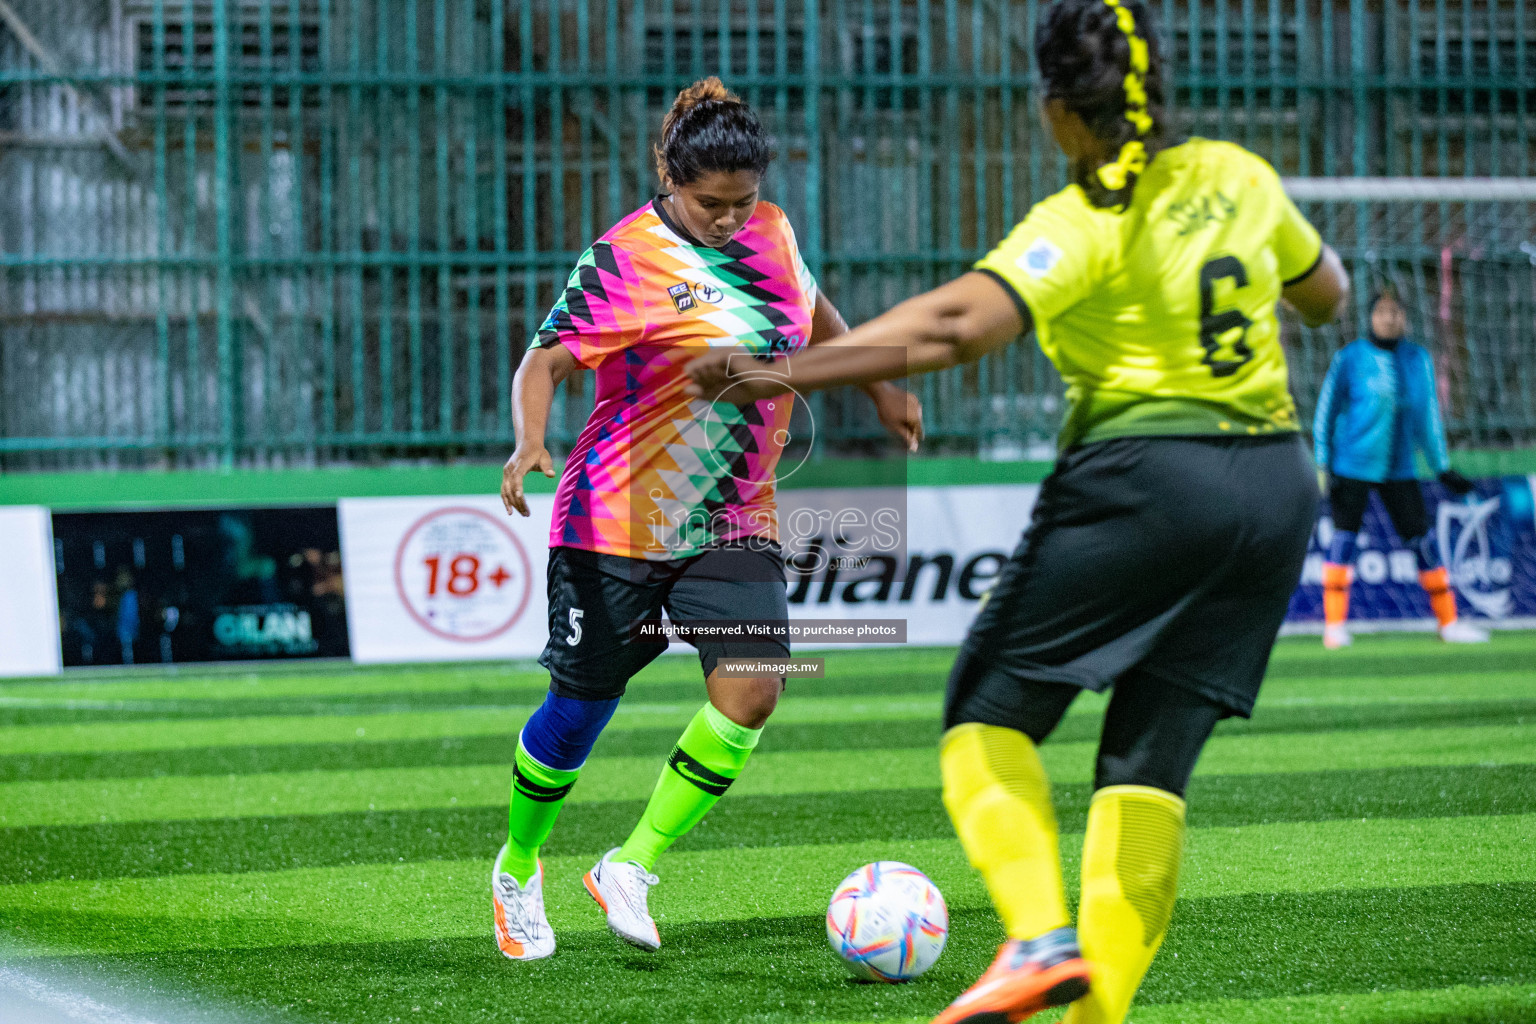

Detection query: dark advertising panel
xmin=1288 ymin=477 xmax=1536 ymax=625
xmin=53 ymin=507 xmax=348 ymax=667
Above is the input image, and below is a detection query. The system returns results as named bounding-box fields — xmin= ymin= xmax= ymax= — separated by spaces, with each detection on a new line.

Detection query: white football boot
xmin=584 ymin=848 xmax=661 ymax=950
xmin=1323 ymin=623 xmax=1353 ymax=649
xmin=492 ymin=843 xmax=555 ymax=961
xmin=1440 ymin=619 xmax=1491 ymax=644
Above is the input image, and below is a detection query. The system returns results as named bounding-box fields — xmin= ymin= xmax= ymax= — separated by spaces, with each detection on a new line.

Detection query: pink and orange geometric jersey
xmin=533 ymin=198 xmax=818 ymax=560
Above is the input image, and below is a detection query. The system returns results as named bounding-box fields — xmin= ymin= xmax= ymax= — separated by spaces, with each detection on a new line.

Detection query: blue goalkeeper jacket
xmin=1312 ymin=337 xmax=1450 ymax=482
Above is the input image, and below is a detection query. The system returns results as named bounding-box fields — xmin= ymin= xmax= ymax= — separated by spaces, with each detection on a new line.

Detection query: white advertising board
xmin=0 ymin=506 xmax=62 ymax=677
xmin=338 ymin=495 xmax=553 ymax=663
xmin=337 ymin=486 xmax=1037 ymax=663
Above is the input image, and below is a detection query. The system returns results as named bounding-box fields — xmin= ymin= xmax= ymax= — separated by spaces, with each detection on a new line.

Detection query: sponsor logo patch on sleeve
xmin=1017 ymin=238 xmax=1063 ymax=279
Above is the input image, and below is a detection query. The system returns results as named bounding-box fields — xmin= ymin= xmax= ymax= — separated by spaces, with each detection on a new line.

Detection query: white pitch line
xmin=0 ymin=967 xmax=167 ymax=1024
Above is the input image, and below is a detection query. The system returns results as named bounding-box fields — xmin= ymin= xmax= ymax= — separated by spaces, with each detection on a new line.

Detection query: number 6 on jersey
xmin=1198 ymin=255 xmax=1254 ymax=377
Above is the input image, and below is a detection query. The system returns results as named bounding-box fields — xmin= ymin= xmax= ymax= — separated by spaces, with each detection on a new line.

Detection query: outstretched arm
xmin=809 ymin=291 xmax=925 ymax=451
xmin=502 ymin=344 xmax=579 ymax=517
xmin=686 ymin=272 xmax=1026 ymax=401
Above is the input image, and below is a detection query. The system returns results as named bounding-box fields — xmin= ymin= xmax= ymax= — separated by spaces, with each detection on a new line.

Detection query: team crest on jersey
xmin=1019 ymin=238 xmax=1062 ymax=278
xmin=693 ymin=282 xmax=723 ymax=305
xmin=668 ymin=282 xmax=695 ymax=313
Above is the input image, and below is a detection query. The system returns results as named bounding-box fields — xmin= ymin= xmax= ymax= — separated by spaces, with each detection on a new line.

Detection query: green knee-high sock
xmin=503 ymin=739 xmax=579 ymax=885
xmin=615 ymin=703 xmax=761 ymax=870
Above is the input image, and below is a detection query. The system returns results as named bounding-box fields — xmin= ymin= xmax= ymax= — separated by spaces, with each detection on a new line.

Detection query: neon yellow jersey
xmin=975 ymin=138 xmax=1324 ymax=450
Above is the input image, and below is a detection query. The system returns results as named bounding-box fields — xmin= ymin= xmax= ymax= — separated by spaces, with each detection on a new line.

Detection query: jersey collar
xmin=651 ymin=194 xmax=711 ymax=248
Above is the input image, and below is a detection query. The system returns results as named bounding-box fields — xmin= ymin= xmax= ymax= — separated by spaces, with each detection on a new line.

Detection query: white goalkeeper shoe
xmin=1323 ymin=624 xmax=1353 ymax=649
xmin=1440 ymin=620 xmax=1490 ymax=644
xmin=584 ymin=848 xmax=661 ymax=950
xmin=492 ymin=844 xmax=555 ymax=961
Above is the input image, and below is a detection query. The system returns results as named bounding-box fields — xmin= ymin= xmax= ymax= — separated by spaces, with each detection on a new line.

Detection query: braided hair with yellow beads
xmin=1036 ymin=0 xmax=1168 ymax=208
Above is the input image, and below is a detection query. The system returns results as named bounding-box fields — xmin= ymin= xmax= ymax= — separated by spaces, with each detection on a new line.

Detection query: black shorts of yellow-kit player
xmin=944 ymin=433 xmax=1317 ymax=793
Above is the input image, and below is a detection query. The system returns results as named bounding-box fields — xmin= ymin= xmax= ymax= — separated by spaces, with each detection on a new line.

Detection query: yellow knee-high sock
xmin=1063 ymin=785 xmax=1187 ymax=1024
xmin=940 ymin=723 xmax=1070 ymax=940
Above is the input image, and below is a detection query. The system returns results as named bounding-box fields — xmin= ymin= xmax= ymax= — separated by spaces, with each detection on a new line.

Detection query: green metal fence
xmin=0 ymin=0 xmax=1533 ymax=469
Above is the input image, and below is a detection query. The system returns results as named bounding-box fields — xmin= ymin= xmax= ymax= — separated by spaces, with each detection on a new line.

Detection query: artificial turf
xmin=1 ymin=633 xmax=1534 ymax=1023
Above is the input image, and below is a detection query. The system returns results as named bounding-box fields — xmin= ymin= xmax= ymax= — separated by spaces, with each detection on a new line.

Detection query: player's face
xmin=1371 ymin=297 xmax=1406 ymax=340
xmin=668 ymin=170 xmax=761 ymax=247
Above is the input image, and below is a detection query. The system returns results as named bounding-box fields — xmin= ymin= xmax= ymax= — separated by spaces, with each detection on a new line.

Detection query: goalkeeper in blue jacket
xmin=1312 ymin=289 xmax=1488 ymax=648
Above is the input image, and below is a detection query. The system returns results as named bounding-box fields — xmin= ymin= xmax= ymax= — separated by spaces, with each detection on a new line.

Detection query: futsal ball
xmin=826 ymin=861 xmax=949 ymax=982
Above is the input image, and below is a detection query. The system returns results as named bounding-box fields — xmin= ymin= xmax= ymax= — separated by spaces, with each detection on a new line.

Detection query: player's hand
xmin=682 ymin=351 xmax=789 ymax=403
xmin=502 ymin=444 xmax=555 ymax=517
xmin=1438 ymin=468 xmax=1476 ymax=496
xmin=868 ymin=383 xmax=924 ymax=453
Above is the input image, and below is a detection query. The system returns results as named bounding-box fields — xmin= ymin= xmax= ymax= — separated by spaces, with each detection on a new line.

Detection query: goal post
xmin=1279 ymin=177 xmax=1536 ymax=448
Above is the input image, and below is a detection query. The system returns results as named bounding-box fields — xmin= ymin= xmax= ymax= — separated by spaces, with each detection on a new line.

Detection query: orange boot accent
xmin=1322 ymin=562 xmax=1352 ymax=626
xmin=931 ymin=939 xmax=1091 ymax=1024
xmin=1420 ymin=567 xmax=1457 ymax=627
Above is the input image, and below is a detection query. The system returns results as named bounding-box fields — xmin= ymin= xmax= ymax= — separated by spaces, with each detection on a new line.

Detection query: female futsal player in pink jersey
xmin=491 ymin=78 xmax=923 ymax=961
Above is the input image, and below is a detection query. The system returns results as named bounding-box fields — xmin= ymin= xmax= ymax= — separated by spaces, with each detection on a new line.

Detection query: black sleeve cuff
xmin=974 ymin=267 xmax=1037 ymax=332
xmin=1281 ymin=245 xmax=1325 ymax=287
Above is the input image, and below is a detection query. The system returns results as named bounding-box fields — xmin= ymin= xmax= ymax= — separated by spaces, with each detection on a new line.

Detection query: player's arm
xmin=503 ymin=343 xmax=579 ymax=517
xmin=1414 ymin=348 xmax=1474 ymax=493
xmin=809 ymin=291 xmax=925 ymax=451
xmin=1311 ymin=354 xmax=1343 ymax=473
xmin=1281 ymin=243 xmax=1349 ymax=327
xmin=808 ymin=289 xmax=849 ymax=345
xmin=685 ymin=273 xmax=1025 ymax=401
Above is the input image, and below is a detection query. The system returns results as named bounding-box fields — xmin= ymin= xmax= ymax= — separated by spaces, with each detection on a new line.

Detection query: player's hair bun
xmin=671 ymin=77 xmax=735 ymax=113
xmin=655 ymin=77 xmax=772 ymax=189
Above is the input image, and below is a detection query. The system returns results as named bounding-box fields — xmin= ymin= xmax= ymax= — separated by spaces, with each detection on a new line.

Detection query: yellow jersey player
xmin=684 ymin=1 xmax=1348 ymax=1022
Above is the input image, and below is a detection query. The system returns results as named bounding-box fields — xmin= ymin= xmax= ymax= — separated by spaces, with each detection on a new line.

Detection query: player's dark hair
xmin=655 ymin=78 xmax=772 ymax=189
xmin=1369 ymin=288 xmax=1402 ymax=312
xmin=1036 ymin=0 xmax=1170 ymax=210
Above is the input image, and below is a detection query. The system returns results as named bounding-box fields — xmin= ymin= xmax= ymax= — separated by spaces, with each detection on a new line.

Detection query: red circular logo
xmin=392 ymin=507 xmax=534 ymax=642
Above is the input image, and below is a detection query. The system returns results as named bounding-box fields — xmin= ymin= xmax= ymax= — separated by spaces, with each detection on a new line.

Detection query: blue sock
xmin=520 ymin=691 xmax=620 ymax=771
xmin=1405 ymin=533 xmax=1441 ymax=572
xmin=1327 ymin=529 xmax=1359 ymax=565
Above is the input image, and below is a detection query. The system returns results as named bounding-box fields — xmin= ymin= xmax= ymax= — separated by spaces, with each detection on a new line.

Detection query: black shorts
xmin=973 ymin=668 xmax=1228 ymax=797
xmin=945 ymin=433 xmax=1317 ymax=723
xmin=1328 ymin=476 xmax=1429 ymax=540
xmin=538 ymin=541 xmax=791 ymax=701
